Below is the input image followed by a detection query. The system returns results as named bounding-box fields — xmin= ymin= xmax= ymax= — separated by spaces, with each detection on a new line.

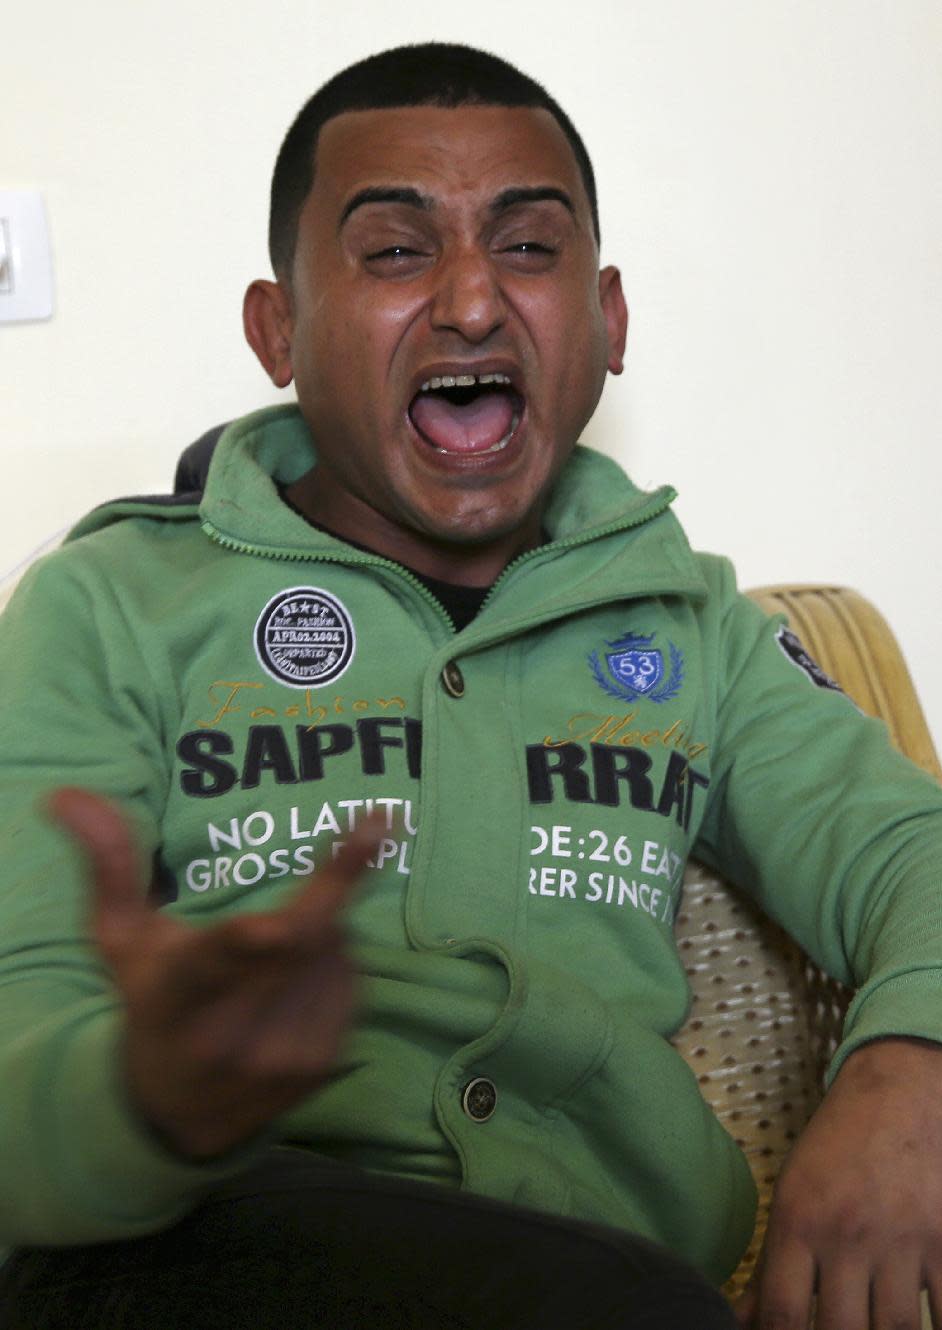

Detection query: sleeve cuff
xmin=827 ymin=967 xmax=942 ymax=1088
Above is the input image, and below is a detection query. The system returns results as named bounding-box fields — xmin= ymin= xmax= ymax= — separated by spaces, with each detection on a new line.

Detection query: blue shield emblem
xmin=589 ymin=631 xmax=685 ymax=704
xmin=606 ymin=649 xmax=663 ymax=694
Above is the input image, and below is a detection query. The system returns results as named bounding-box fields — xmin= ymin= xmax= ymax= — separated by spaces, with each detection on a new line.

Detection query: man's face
xmin=248 ymin=103 xmax=626 ymax=574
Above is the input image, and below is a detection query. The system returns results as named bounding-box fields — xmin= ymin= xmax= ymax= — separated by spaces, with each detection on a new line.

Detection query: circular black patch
xmin=254 ymin=587 xmax=355 ymax=688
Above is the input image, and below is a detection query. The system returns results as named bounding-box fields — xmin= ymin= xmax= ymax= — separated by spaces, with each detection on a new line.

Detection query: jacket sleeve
xmin=692 ymin=557 xmax=942 ymax=1084
xmin=0 ymin=545 xmax=252 ymax=1246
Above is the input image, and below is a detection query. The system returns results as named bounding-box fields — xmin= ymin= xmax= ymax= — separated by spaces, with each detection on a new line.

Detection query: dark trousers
xmin=0 ymin=1149 xmax=737 ymax=1329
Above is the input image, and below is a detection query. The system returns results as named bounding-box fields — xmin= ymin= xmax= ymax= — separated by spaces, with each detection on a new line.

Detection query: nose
xmin=429 ymin=244 xmax=507 ymax=343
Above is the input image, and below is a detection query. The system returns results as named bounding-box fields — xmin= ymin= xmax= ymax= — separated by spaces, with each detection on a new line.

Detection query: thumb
xmin=731 ymin=1253 xmax=763 ymax=1328
xmin=285 ymin=809 xmax=387 ymax=937
xmin=731 ymin=1281 xmax=758 ymax=1328
xmin=46 ymin=787 xmax=149 ymax=952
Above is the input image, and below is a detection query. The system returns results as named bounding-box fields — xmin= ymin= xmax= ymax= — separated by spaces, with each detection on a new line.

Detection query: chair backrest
xmin=673 ymin=585 xmax=941 ymax=1297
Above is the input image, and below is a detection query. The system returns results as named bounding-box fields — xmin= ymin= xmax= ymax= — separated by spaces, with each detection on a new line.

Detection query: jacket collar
xmin=72 ymin=404 xmax=709 ymax=612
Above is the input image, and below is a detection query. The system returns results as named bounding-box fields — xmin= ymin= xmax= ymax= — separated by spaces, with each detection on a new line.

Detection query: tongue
xmin=410 ymin=390 xmax=516 ymax=454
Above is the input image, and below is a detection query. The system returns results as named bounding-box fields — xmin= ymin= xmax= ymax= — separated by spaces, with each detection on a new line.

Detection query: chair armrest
xmin=674 ymin=583 xmax=939 ymax=1301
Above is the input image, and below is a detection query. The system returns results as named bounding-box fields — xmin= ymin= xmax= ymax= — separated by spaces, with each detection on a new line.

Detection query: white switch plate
xmin=0 ymin=190 xmax=54 ymax=323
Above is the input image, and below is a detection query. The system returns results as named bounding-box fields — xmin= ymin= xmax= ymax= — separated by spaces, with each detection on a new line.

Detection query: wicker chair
xmin=672 ymin=585 xmax=941 ymax=1316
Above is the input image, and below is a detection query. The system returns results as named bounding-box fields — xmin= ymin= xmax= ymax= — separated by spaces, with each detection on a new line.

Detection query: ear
xmin=598 ymin=265 xmax=628 ymax=375
xmin=243 ymin=279 xmax=295 ymax=388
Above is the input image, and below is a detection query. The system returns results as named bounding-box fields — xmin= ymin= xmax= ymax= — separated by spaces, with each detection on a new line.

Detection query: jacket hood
xmin=68 ymin=404 xmax=709 ymax=610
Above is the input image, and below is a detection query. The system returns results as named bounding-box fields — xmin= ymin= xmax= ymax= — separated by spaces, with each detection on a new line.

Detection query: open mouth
xmin=408 ymin=372 xmax=524 ymax=456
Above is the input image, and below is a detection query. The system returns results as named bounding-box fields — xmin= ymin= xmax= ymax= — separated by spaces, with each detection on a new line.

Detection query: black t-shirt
xmin=278 ymin=488 xmax=492 ymax=631
xmin=407 ymin=571 xmax=490 ymax=632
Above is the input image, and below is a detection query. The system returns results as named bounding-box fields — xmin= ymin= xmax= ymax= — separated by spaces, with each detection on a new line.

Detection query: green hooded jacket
xmin=2 ymin=404 xmax=941 ymax=1283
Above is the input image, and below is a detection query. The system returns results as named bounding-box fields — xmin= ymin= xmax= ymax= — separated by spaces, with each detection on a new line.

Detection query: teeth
xmin=488 ymin=410 xmax=521 ymax=452
xmin=419 ymin=372 xmax=512 ymax=393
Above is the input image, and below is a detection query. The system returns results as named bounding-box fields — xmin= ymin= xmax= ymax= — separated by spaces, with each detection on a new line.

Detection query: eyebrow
xmin=490 ymin=187 xmax=575 ymax=219
xmin=338 ymin=184 xmax=576 ymax=230
xmin=339 ymin=187 xmax=433 ymax=228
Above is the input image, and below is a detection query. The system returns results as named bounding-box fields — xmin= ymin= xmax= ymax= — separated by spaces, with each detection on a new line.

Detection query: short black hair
xmin=269 ymin=43 xmax=599 ymax=278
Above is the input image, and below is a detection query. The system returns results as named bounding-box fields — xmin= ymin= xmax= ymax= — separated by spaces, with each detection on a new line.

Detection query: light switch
xmin=0 ymin=190 xmax=54 ymax=323
xmin=0 ymin=219 xmax=12 ymax=294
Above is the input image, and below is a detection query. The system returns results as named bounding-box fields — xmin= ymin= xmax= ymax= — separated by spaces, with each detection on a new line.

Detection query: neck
xmin=284 ymin=469 xmax=543 ymax=587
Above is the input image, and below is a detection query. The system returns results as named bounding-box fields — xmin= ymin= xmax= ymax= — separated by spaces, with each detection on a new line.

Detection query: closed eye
xmin=497 ymin=239 xmax=558 ymax=272
xmin=366 ymin=245 xmax=426 ymax=261
xmin=362 ymin=244 xmax=435 ymax=279
xmin=503 ymin=241 xmax=555 ymax=254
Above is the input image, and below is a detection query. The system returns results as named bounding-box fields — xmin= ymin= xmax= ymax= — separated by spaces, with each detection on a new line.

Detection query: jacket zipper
xmin=202 ymin=485 xmax=674 ymax=634
xmin=477 ymin=488 xmax=676 ymax=613
xmin=202 ymin=520 xmax=459 ymax=631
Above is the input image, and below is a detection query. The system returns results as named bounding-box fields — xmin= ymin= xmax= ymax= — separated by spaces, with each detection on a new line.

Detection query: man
xmin=1 ymin=42 xmax=941 ymax=1329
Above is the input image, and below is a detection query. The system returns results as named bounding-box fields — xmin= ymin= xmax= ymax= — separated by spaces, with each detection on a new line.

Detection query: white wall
xmin=4 ymin=1 xmax=941 ymax=744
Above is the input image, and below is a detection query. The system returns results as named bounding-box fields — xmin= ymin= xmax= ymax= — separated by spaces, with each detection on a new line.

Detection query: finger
xmin=732 ymin=1241 xmax=765 ymax=1328
xmin=870 ymin=1255 xmax=923 ymax=1330
xmin=752 ymin=1242 xmax=814 ymax=1329
xmin=926 ymin=1271 xmax=942 ymax=1330
xmin=46 ymin=787 xmax=149 ymax=948
xmin=207 ymin=813 xmax=385 ymax=964
xmin=732 ymin=1277 xmax=758 ymax=1328
xmin=283 ymin=811 xmax=386 ymax=933
xmin=813 ymin=1260 xmax=869 ymax=1330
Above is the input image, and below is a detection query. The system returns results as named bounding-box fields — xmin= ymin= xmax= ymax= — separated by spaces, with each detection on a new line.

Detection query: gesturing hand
xmin=50 ymin=787 xmax=380 ymax=1160
xmin=733 ymin=1037 xmax=942 ymax=1330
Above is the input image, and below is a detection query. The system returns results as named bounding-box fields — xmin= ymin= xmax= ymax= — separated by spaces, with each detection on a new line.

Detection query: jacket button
xmin=441 ymin=661 xmax=465 ymax=698
xmin=461 ymin=1077 xmax=497 ymax=1122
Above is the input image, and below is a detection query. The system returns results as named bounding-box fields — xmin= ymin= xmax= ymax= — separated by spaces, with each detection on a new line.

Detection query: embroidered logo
xmin=776 ymin=626 xmax=843 ymax=693
xmin=254 ymin=587 xmax=355 ymax=689
xmin=589 ymin=632 xmax=684 ymax=704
